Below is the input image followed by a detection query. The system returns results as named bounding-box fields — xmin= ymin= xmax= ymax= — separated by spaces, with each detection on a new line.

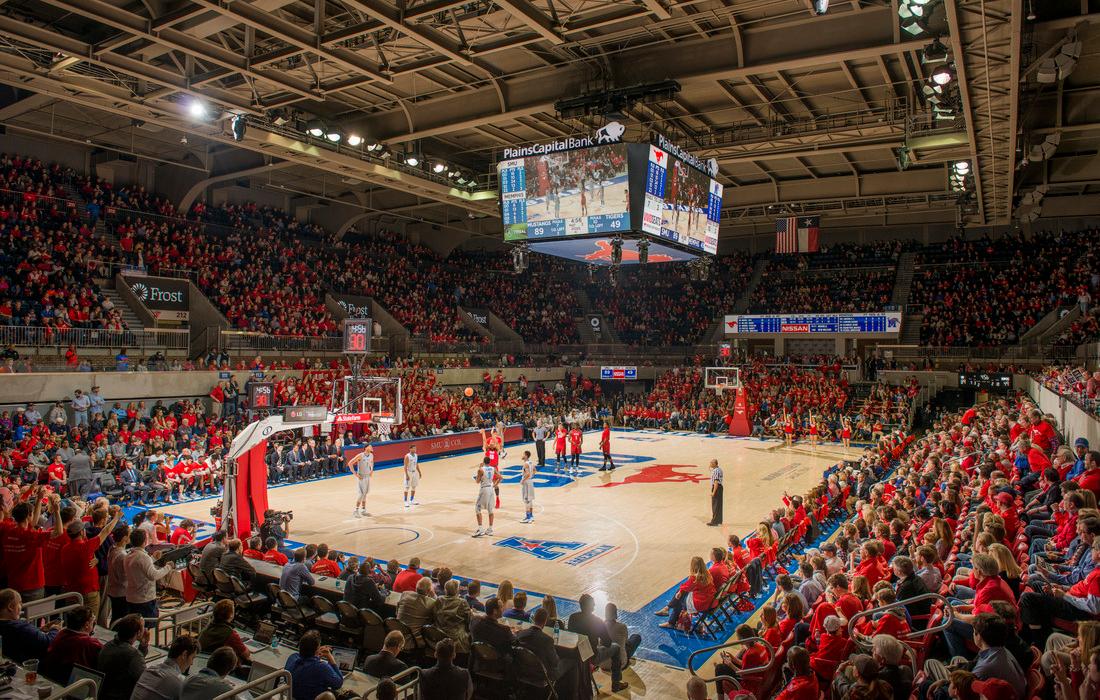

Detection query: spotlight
xmin=403 ymin=153 xmax=421 ymax=167
xmin=346 ymin=134 xmax=364 ymax=147
xmin=931 ymin=65 xmax=954 ymax=86
xmin=637 ymin=238 xmax=650 ymax=265
xmin=375 ymin=145 xmax=392 ymax=160
xmin=1026 ymin=0 xmax=1035 ymax=20
xmin=953 ymin=161 xmax=970 ymax=174
xmin=325 ymin=127 xmax=342 ymax=142
xmin=922 ymin=37 xmax=948 ymax=64
xmin=230 ymin=114 xmax=247 ymax=141
xmin=188 ymin=101 xmax=208 ymax=120
xmin=812 ymin=0 xmax=828 ymax=14
xmin=431 ymin=161 xmax=447 ymax=174
xmin=610 ymin=237 xmax=623 ymax=266
xmin=306 ymin=120 xmax=325 ymax=138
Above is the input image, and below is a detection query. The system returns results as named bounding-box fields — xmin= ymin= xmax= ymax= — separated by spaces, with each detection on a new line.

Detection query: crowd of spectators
xmin=584 ymin=253 xmax=752 ymax=346
xmin=746 ymin=268 xmax=895 ymax=315
xmin=912 ymin=230 xmax=1100 ymax=347
xmin=0 ymin=154 xmax=126 ymax=334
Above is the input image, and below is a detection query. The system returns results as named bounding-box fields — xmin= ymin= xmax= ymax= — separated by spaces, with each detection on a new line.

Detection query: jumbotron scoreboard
xmin=497 ymin=126 xmax=722 ymax=264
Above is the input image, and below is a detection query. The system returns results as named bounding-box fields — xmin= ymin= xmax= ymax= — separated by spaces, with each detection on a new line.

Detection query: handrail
xmin=212 ymin=669 xmax=293 ymax=700
xmin=360 ymin=665 xmax=421 ymax=698
xmin=22 ymin=592 xmax=85 ymax=625
xmin=846 ymin=592 xmax=955 ymax=651
xmin=144 ymin=601 xmax=213 ymax=648
xmin=46 ymin=677 xmax=97 ymax=700
xmin=686 ymin=636 xmax=775 ymax=690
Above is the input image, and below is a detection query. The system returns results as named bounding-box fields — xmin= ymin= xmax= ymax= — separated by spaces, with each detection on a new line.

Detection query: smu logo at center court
xmin=595 ymin=464 xmax=707 ymax=488
xmin=498 ymin=453 xmax=654 ymax=488
xmin=494 ymin=536 xmax=588 ymax=561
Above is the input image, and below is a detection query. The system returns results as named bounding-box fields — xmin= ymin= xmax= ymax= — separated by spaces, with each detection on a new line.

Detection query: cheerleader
xmin=808 ymin=415 xmax=819 ymax=447
xmin=841 ymin=418 xmax=852 ymax=449
xmin=783 ymin=411 xmax=795 ymax=447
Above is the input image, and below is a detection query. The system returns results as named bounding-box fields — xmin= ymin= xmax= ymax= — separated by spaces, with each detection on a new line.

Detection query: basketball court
xmin=166 ymin=429 xmax=862 ymax=668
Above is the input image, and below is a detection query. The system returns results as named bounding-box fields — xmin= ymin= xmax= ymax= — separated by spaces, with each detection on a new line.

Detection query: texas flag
xmin=776 ymin=216 xmax=820 ymax=254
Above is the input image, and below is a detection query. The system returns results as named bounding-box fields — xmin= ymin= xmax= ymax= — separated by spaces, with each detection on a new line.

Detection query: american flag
xmin=775 ymin=216 xmax=820 ymax=254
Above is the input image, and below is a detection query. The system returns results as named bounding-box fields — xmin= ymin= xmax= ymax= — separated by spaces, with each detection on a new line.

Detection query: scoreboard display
xmin=499 ymin=144 xmax=630 ymax=241
xmin=959 ymin=372 xmax=1012 ymax=390
xmin=640 ymin=145 xmax=721 ymax=255
xmin=343 ymin=318 xmax=372 ymax=354
xmin=724 ymin=312 xmax=902 ymax=335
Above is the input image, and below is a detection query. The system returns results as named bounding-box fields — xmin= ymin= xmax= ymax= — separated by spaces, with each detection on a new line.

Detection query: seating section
xmin=584 ymin=252 xmax=752 ymax=345
xmin=911 ymin=230 xmax=1098 ymax=346
xmin=746 ymin=267 xmax=895 ymax=314
xmin=0 ymin=154 xmax=126 ymax=332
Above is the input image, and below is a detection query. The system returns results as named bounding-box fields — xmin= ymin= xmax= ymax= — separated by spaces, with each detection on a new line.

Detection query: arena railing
xmin=143 ymin=602 xmax=214 ymax=648
xmin=212 ymin=670 xmax=293 ymax=700
xmin=686 ymin=636 xmax=775 ymax=695
xmin=22 ymin=592 xmax=85 ymax=626
xmin=0 ymin=326 xmax=189 ymax=351
xmin=218 ymin=331 xmax=344 ymax=354
xmin=46 ymin=677 xmax=98 ymax=700
xmin=360 ymin=666 xmax=420 ymax=699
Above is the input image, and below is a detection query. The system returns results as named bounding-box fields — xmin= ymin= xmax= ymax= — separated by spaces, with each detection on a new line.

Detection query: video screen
xmin=499 ymin=144 xmax=630 ymax=241
xmin=641 ymin=146 xmax=721 ymax=255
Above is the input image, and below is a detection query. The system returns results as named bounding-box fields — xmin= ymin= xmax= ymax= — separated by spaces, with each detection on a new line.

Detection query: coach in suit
xmin=707 ymin=459 xmax=724 ymax=526
xmin=284 ymin=441 xmax=302 ymax=482
xmin=120 ymin=461 xmax=147 ymax=503
xmin=516 ymin=608 xmax=578 ymax=700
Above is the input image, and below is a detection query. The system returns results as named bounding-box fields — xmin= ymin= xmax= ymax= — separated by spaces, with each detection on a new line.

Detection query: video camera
xmin=266 ymin=510 xmax=293 ymax=525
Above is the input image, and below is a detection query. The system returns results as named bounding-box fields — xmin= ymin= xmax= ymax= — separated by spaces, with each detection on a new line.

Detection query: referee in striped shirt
xmin=707 ymin=459 xmax=724 ymax=526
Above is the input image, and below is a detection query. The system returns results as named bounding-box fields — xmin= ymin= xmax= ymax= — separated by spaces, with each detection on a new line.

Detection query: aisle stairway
xmin=100 ymin=285 xmax=143 ymax=330
xmin=899 ymin=314 xmax=923 ymax=345
xmin=890 ymin=251 xmax=917 ymax=306
xmin=730 ymin=256 xmax=770 ymax=314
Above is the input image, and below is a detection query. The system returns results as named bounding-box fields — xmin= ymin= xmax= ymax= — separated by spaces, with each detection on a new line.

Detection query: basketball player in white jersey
xmin=403 ymin=445 xmax=421 ymax=508
xmin=472 ymin=456 xmax=502 ymax=537
xmin=520 ymin=450 xmax=536 ymax=524
xmin=347 ymin=445 xmax=374 ymax=517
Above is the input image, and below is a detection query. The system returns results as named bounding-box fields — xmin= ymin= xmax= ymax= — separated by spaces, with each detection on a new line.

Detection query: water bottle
xmin=554 ymin=620 xmax=560 ymax=642
xmin=270 ymin=635 xmax=279 ymax=652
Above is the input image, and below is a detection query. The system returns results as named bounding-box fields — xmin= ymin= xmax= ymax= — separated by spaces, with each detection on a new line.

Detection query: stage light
xmin=922 ymin=38 xmax=948 ymax=64
xmin=306 ymin=120 xmax=325 ymax=138
xmin=512 ymin=244 xmax=528 ymax=273
xmin=188 ymin=100 xmax=208 ymax=120
xmin=637 ymin=238 xmax=650 ymax=265
xmin=954 ymin=161 xmax=970 ymax=174
xmin=610 ymin=237 xmax=623 ymax=266
xmin=431 ymin=161 xmax=447 ymax=174
xmin=931 ymin=65 xmax=954 ymax=86
xmin=1026 ymin=0 xmax=1036 ymax=20
xmin=346 ymin=134 xmax=364 ymax=147
xmin=230 ymin=114 xmax=247 ymax=141
xmin=812 ymin=0 xmax=829 ymax=14
xmin=404 ymin=153 xmax=421 ymax=167
xmin=325 ymin=128 xmax=342 ymax=142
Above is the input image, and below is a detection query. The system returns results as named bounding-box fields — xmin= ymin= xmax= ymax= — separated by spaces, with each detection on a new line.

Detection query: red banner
xmin=343 ymin=425 xmax=524 ymax=467
xmin=333 ymin=412 xmax=375 ymax=425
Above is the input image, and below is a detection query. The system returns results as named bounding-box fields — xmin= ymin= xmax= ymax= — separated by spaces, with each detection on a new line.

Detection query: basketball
xmin=464 ymin=387 xmax=474 ymax=397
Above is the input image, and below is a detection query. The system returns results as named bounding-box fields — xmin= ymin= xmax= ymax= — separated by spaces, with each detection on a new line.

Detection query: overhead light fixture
xmin=1026 ymin=0 xmax=1036 ymax=21
xmin=953 ymin=161 xmax=970 ymax=174
xmin=1029 ymin=132 xmax=1061 ymax=161
xmin=188 ymin=100 xmax=208 ymax=120
xmin=306 ymin=120 xmax=325 ymax=138
xmin=403 ymin=153 xmax=421 ymax=167
xmin=230 ymin=114 xmax=247 ymax=141
xmin=431 ymin=161 xmax=447 ymax=174
xmin=931 ymin=65 xmax=954 ymax=86
xmin=637 ymin=238 xmax=650 ymax=265
xmin=610 ymin=237 xmax=623 ymax=266
xmin=346 ymin=134 xmax=364 ymax=147
xmin=325 ymin=127 xmax=342 ymax=142
xmin=922 ymin=38 xmax=949 ymax=64
xmin=812 ymin=0 xmax=829 ymax=15
xmin=512 ymin=244 xmax=529 ymax=274
xmin=375 ymin=145 xmax=392 ymax=159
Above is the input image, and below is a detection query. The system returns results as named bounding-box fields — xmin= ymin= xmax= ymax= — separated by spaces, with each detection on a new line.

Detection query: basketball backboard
xmin=704 ymin=366 xmax=741 ymax=393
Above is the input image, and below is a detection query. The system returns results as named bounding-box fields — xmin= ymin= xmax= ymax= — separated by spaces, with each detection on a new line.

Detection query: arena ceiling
xmin=0 ymin=0 xmax=1097 ymax=240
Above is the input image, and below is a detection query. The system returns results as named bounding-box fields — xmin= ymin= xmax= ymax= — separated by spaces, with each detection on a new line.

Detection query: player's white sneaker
xmin=353 ymin=509 xmax=361 ymax=518
xmin=403 ymin=501 xmax=410 ymax=509
xmin=472 ymin=528 xmax=485 ymax=538
xmin=521 ymin=516 xmax=533 ymax=524
xmin=484 ymin=527 xmax=494 ymax=535
xmin=411 ymin=500 xmax=421 ymax=506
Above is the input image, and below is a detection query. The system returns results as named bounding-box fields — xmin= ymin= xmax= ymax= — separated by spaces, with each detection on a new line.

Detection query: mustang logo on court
xmin=594 ymin=464 xmax=706 ymax=488
xmin=494 ymin=536 xmax=588 ymax=561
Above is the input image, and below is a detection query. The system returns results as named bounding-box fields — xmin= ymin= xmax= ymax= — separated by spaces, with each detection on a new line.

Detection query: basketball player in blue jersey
xmin=472 ymin=456 xmax=502 ymax=538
